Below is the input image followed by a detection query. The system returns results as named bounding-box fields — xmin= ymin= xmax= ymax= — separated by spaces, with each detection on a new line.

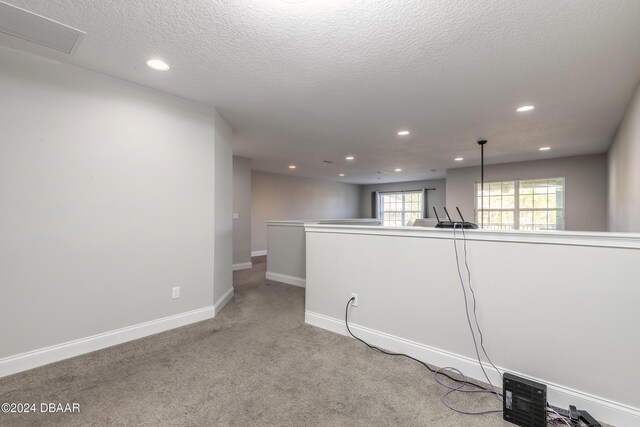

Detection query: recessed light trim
xmin=345 ymin=156 xmax=355 ymax=161
xmin=516 ymin=105 xmax=535 ymax=112
xmin=394 ymin=168 xmax=402 ymax=172
xmin=397 ymin=130 xmax=411 ymax=136
xmin=455 ymin=157 xmax=464 ymax=161
xmin=288 ymin=165 xmax=297 ymax=169
xmin=146 ymin=59 xmax=170 ymax=71
xmin=539 ymin=147 xmax=551 ymax=151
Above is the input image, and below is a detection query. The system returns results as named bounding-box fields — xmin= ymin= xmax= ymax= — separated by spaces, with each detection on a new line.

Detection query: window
xmin=379 ymin=191 xmax=423 ymax=226
xmin=476 ymin=178 xmax=565 ymax=230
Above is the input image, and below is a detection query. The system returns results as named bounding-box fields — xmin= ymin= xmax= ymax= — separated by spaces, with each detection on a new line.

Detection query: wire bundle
xmin=547 ymin=406 xmax=572 ymax=426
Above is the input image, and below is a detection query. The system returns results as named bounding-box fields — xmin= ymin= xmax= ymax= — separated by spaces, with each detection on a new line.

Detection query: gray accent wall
xmin=0 ymin=47 xmax=232 ymax=359
xmin=446 ymin=154 xmax=608 ymax=231
xmin=360 ymin=179 xmax=446 ymax=218
xmin=608 ymin=82 xmax=640 ymax=232
xmin=251 ymin=171 xmax=360 ymax=253
xmin=233 ymin=156 xmax=252 ymax=265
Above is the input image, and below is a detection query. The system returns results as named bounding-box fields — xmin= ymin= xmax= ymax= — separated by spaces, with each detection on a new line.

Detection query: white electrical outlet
xmin=172 ymin=286 xmax=180 ymax=299
xmin=351 ymin=293 xmax=359 ymax=307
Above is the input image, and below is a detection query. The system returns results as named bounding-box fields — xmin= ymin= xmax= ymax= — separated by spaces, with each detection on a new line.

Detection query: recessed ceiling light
xmin=516 ymin=105 xmax=535 ymax=112
xmin=289 ymin=165 xmax=296 ymax=169
xmin=455 ymin=157 xmax=464 ymax=161
xmin=146 ymin=59 xmax=170 ymax=71
xmin=345 ymin=156 xmax=354 ymax=160
xmin=339 ymin=173 xmax=345 ymax=177
xmin=539 ymin=147 xmax=551 ymax=151
xmin=397 ymin=130 xmax=411 ymax=136
xmin=394 ymin=168 xmax=402 ymax=172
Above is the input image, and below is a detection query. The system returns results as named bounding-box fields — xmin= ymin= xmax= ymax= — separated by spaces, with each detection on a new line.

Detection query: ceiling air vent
xmin=0 ymin=1 xmax=85 ymax=54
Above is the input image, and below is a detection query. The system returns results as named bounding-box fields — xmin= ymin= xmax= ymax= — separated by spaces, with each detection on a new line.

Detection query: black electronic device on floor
xmin=503 ymin=373 xmax=547 ymax=427
xmin=578 ymin=409 xmax=602 ymax=427
xmin=433 ymin=207 xmax=479 ymax=229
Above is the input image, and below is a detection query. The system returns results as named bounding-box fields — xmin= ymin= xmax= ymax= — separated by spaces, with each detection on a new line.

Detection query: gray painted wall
xmin=0 ymin=47 xmax=230 ymax=359
xmin=446 ymin=154 xmax=608 ymax=231
xmin=251 ymin=171 xmax=360 ymax=252
xmin=232 ymin=156 xmax=252 ymax=265
xmin=266 ymin=224 xmax=307 ymax=282
xmin=360 ymin=179 xmax=446 ymax=218
xmin=213 ymin=112 xmax=234 ymax=304
xmin=608 ymin=82 xmax=640 ymax=232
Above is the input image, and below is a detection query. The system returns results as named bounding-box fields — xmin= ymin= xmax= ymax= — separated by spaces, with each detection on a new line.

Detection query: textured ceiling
xmin=3 ymin=0 xmax=640 ymax=183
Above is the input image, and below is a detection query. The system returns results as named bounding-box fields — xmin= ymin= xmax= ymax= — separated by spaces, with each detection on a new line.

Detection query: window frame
xmin=475 ymin=178 xmax=565 ymax=230
xmin=378 ymin=190 xmax=424 ymax=227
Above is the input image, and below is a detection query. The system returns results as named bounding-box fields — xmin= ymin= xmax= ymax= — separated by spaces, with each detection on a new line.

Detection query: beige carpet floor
xmin=1 ymin=256 xmax=525 ymax=426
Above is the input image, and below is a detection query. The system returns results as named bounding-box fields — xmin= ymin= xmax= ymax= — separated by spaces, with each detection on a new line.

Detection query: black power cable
xmin=344 ymin=297 xmax=491 ymax=392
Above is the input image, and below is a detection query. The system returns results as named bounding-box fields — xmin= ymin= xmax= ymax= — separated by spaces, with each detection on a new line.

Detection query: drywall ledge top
xmin=304 ymin=224 xmax=640 ymax=249
xmin=266 ymin=219 xmax=382 ymax=227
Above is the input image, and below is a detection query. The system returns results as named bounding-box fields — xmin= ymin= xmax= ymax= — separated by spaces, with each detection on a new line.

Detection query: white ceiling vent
xmin=0 ymin=1 xmax=85 ymax=54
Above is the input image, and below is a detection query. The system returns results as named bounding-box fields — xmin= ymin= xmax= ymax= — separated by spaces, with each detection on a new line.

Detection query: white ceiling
xmin=3 ymin=0 xmax=640 ymax=184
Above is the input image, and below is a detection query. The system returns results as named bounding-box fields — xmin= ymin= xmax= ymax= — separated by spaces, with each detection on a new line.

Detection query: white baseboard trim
xmin=305 ymin=310 xmax=640 ymax=427
xmin=214 ymin=287 xmax=234 ymax=315
xmin=232 ymin=262 xmax=252 ymax=271
xmin=251 ymin=250 xmax=267 ymax=257
xmin=266 ymin=271 xmax=306 ymax=288
xmin=0 ymin=306 xmax=216 ymax=379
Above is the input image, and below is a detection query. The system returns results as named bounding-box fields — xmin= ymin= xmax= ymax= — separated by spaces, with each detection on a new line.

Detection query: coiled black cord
xmin=344 ymin=297 xmax=491 ymax=392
